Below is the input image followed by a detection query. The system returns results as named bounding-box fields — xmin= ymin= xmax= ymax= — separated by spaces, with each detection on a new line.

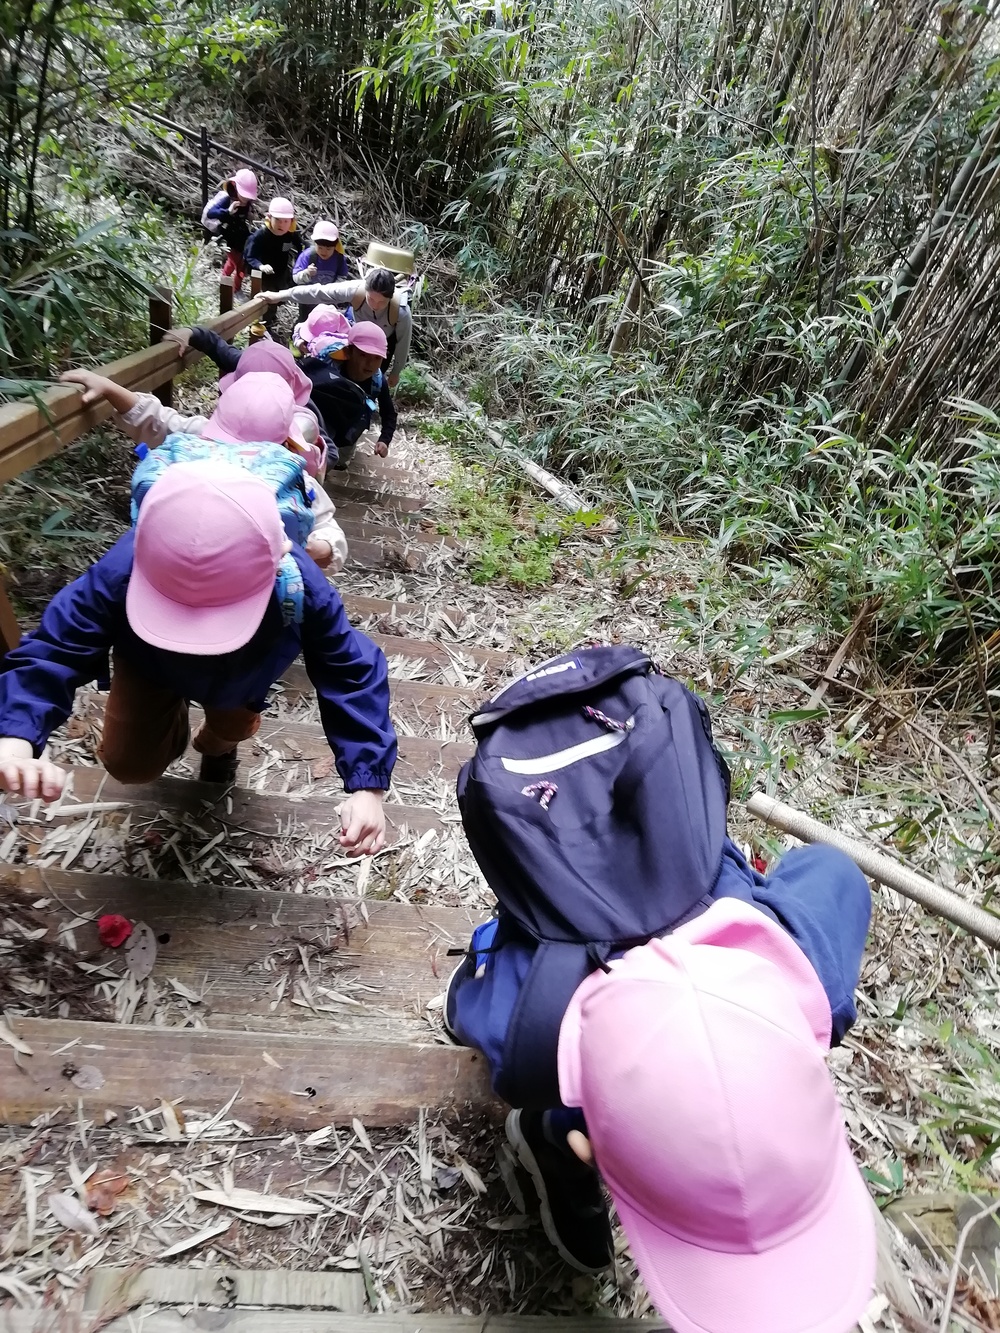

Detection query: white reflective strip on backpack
xmin=499 ymin=725 xmax=632 ymax=775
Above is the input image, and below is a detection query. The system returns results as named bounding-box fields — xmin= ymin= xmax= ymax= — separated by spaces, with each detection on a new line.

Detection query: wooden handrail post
xmin=249 ymin=271 xmax=264 ymax=343
xmin=219 ymin=275 xmax=234 ymax=316
xmin=149 ymin=286 xmax=173 ymax=407
xmin=0 ymin=578 xmax=21 ymax=655
xmin=200 ymin=125 xmax=210 ymax=210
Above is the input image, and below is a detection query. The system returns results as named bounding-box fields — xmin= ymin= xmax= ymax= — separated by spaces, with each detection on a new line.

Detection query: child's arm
xmin=387 ymin=305 xmax=413 ymax=385
xmin=297 ymin=558 xmax=396 ymax=852
xmin=265 ymin=278 xmax=360 ymax=305
xmin=305 ymin=487 xmax=348 ymax=572
xmin=294 ymin=250 xmax=318 ymax=283
xmin=60 ymin=371 xmax=207 ymax=449
xmin=0 ymin=540 xmax=129 ymax=801
xmin=201 ymin=191 xmax=229 ymax=231
xmin=60 ymin=369 xmax=139 ymax=414
xmin=373 ymin=379 xmax=397 ymax=457
xmin=168 ymin=326 xmax=242 ymax=374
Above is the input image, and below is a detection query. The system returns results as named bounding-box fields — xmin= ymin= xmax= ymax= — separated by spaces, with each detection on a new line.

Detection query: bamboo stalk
xmin=425 ymin=372 xmax=602 ymax=518
xmin=746 ymin=792 xmax=1000 ymax=948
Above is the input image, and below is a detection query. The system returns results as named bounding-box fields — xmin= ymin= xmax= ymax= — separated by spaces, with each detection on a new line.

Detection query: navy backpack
xmin=456 ymin=644 xmax=731 ymax=1108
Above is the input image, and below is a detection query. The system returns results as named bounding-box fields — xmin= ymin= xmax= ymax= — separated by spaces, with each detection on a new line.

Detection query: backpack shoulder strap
xmin=351 ymin=291 xmax=365 ymax=315
xmin=496 ymin=940 xmax=593 ymax=1110
xmin=388 ymin=296 xmax=399 ymax=327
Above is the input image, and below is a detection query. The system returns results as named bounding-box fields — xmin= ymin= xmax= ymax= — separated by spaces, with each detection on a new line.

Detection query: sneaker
xmin=505 ymin=1108 xmax=613 ymax=1273
xmin=441 ymin=955 xmax=469 ymax=1044
xmin=198 ymin=747 xmax=240 ymax=785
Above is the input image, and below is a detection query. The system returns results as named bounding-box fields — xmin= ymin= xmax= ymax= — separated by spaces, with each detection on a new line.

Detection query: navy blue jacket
xmin=188 ymin=327 xmax=338 ymax=465
xmin=449 ymin=839 xmax=872 ymax=1100
xmin=0 ymin=534 xmax=396 ymax=793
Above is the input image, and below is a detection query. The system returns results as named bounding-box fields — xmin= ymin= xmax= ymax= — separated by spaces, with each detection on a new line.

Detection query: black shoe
xmin=198 ymin=747 xmax=240 ymax=785
xmin=505 ymin=1108 xmax=613 ymax=1273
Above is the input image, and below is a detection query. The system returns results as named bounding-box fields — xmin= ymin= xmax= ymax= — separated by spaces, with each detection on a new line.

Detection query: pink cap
xmin=218 ymin=338 xmax=312 ymax=406
xmin=311 ymin=220 xmax=340 ymax=243
xmin=268 ymin=196 xmax=295 ymax=219
xmin=127 ymin=460 xmax=285 ymax=654
xmin=204 ymin=372 xmax=309 ymax=452
xmin=233 ymin=169 xmax=258 ymax=200
xmin=348 ymin=321 xmax=388 ymax=358
xmin=300 ymin=306 xmax=352 ymax=343
xmin=558 ymin=898 xmax=876 ymax=1333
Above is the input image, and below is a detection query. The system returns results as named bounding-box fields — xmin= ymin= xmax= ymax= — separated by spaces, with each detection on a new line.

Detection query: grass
xmin=444 ymin=463 xmax=577 ymax=588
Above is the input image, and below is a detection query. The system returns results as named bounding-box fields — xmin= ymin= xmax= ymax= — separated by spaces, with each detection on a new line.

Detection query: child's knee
xmin=99 ymin=747 xmax=169 ymax=786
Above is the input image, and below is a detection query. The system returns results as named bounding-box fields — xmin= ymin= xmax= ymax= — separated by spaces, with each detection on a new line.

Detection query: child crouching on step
xmin=0 ymin=458 xmax=394 ymax=846
xmin=60 ymin=358 xmax=348 ymax=573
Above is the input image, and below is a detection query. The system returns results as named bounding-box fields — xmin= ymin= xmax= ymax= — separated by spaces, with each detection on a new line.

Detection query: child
xmin=162 ymin=322 xmax=396 ymax=466
xmin=245 ymin=198 xmax=303 ymax=327
xmin=445 ymin=670 xmax=877 ymax=1333
xmin=158 ymin=326 xmax=338 ymax=468
xmin=201 ymin=170 xmax=259 ymax=296
xmin=0 ymin=458 xmax=393 ymax=843
xmin=293 ymin=222 xmax=350 ymax=323
xmin=263 ymin=267 xmax=412 ymax=388
xmin=60 ymin=364 xmax=348 ymax=573
xmin=299 ymin=322 xmax=396 ymax=464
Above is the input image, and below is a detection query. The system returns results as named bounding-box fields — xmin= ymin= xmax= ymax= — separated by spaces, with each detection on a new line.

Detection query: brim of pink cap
xmin=126 ymin=556 xmax=275 ymax=655
xmin=614 ymin=1135 xmax=876 ymax=1333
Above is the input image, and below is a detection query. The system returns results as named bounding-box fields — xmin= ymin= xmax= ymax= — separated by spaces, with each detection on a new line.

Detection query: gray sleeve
xmin=115 ymin=394 xmax=209 ymax=449
xmin=288 ymin=279 xmax=363 ymax=304
xmin=389 ymin=305 xmax=413 ymax=376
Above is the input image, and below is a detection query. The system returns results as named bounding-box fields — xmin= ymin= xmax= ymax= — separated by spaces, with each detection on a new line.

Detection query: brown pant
xmin=98 ymin=654 xmax=261 ymax=785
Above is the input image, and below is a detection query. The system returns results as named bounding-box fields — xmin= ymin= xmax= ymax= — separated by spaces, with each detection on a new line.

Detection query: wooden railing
xmin=0 ymin=292 xmax=267 ymax=652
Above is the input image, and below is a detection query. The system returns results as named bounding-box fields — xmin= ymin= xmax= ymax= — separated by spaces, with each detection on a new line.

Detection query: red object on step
xmin=98 ymin=914 xmax=133 ymax=948
xmin=750 ymin=854 xmax=768 ymax=875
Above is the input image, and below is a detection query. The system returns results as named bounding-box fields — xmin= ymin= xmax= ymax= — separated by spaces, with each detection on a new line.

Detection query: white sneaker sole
xmin=504 ymin=1109 xmax=608 ymax=1275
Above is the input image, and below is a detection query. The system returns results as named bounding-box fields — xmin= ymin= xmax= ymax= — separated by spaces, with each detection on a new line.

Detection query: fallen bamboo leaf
xmin=70 ymin=1065 xmax=105 ymax=1091
xmin=192 ymin=1187 xmax=322 ymax=1216
xmin=261 ymin=1050 xmax=282 ymax=1069
xmin=159 ymin=1217 xmax=232 ymax=1258
xmin=125 ymin=921 xmax=157 ymax=980
xmin=352 ymin=1118 xmax=372 ymax=1153
xmin=48 ymin=1191 xmax=100 ymax=1236
xmin=0 ymin=1019 xmax=32 ymax=1056
xmin=85 ymin=1169 xmax=129 ymax=1217
xmin=160 ymin=1100 xmax=184 ymax=1141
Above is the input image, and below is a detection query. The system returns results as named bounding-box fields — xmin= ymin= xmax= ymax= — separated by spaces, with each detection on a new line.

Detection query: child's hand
xmin=59 ymin=368 xmax=110 ymax=405
xmin=162 ymin=328 xmax=193 ymax=357
xmin=338 ymin=789 xmax=386 ymax=856
xmin=228 ymin=200 xmax=243 ymax=213
xmin=374 ymin=440 xmax=389 ymax=458
xmin=305 ymin=534 xmax=334 ymax=568
xmin=303 ymin=264 xmax=317 ymax=280
xmin=259 ymin=264 xmax=274 ymax=275
xmin=0 ymin=738 xmax=66 ymax=802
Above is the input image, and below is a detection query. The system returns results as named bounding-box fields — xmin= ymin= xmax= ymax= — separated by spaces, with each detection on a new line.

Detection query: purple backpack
xmin=456 ymin=645 xmax=730 ymax=1107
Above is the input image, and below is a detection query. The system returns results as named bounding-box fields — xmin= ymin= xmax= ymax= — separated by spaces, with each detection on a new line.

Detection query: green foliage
xmin=447 ymin=465 xmax=563 ymax=588
xmin=395 ymin=364 xmax=431 ymax=405
xmin=0 ymin=0 xmax=275 ymax=378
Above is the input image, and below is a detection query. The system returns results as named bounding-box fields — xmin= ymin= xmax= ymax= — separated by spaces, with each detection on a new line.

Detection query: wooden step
xmin=5 ymin=1316 xmax=659 ymax=1332
xmin=371 ymin=631 xmax=506 ymax=671
xmin=338 ymin=517 xmax=457 ymax=548
xmin=73 ymin=695 xmax=474 ymax=783
xmin=339 ymin=592 xmax=467 ymax=627
xmin=0 ymin=1016 xmax=494 ymax=1130
xmin=0 ymin=866 xmax=483 ymax=1036
xmin=85 ymin=1268 xmax=365 ymax=1315
xmin=278 ymin=670 xmax=475 ymax=726
xmin=325 ymin=477 xmax=428 ymax=512
xmin=24 ymin=767 xmax=450 ymax=839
